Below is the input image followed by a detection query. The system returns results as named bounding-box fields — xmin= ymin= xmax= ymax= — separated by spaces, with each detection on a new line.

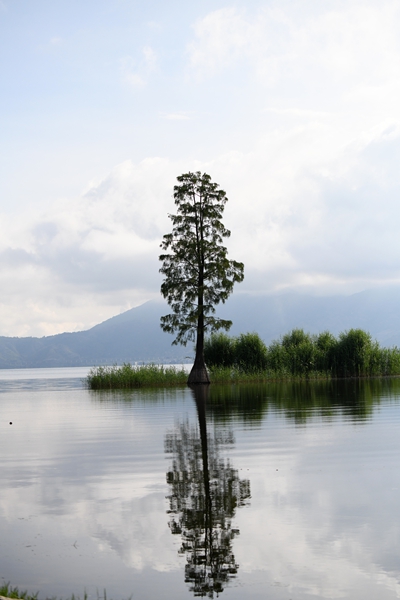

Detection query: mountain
xmin=0 ymin=300 xmax=186 ymax=369
xmin=218 ymin=287 xmax=400 ymax=346
xmin=1 ymin=288 xmax=400 ymax=368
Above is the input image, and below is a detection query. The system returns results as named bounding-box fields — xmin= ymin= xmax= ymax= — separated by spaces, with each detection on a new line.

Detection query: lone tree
xmin=159 ymin=172 xmax=244 ymax=384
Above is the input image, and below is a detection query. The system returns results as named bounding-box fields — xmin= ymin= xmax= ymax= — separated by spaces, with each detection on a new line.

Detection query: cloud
xmin=120 ymin=45 xmax=157 ymax=88
xmin=0 ymin=158 xmax=178 ymax=336
xmin=2 ymin=117 xmax=400 ymax=336
xmin=161 ymin=113 xmax=190 ymax=121
xmin=2 ymin=0 xmax=400 ymax=335
xmin=189 ymin=2 xmax=400 ymax=91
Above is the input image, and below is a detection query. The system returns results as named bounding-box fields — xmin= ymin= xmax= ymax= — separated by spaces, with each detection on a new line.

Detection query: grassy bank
xmin=87 ymin=363 xmax=188 ymax=390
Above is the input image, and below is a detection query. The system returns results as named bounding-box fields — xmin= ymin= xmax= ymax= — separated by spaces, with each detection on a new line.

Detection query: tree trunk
xmin=188 ymin=351 xmax=210 ymax=384
xmin=188 ymin=269 xmax=210 ymax=384
xmin=187 ymin=316 xmax=210 ymax=384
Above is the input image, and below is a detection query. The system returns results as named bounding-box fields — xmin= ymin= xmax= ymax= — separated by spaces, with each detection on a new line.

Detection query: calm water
xmin=2 ymin=369 xmax=400 ymax=599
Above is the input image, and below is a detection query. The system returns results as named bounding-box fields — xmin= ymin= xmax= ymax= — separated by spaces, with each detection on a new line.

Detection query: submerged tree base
xmin=187 ymin=363 xmax=210 ymax=385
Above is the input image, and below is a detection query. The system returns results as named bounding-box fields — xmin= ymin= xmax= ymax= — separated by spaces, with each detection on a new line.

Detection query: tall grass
xmin=205 ymin=329 xmax=400 ymax=380
xmin=87 ymin=329 xmax=400 ymax=390
xmin=87 ymin=363 xmax=187 ymax=390
xmin=0 ymin=584 xmax=116 ymax=600
xmin=0 ymin=583 xmax=38 ymax=600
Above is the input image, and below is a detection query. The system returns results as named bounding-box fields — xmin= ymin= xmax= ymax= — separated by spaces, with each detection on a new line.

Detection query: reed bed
xmin=0 ymin=583 xmax=38 ymax=600
xmin=87 ymin=329 xmax=400 ymax=390
xmin=0 ymin=584 xmax=113 ymax=600
xmin=87 ymin=363 xmax=187 ymax=390
xmin=208 ymin=366 xmax=331 ymax=384
xmin=205 ymin=329 xmax=400 ymax=379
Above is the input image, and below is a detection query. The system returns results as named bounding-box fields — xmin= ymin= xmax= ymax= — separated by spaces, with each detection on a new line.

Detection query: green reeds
xmin=0 ymin=583 xmax=38 ymax=600
xmin=87 ymin=329 xmax=400 ymax=390
xmin=87 ymin=363 xmax=188 ymax=390
xmin=0 ymin=584 xmax=114 ymax=600
xmin=208 ymin=366 xmax=331 ymax=384
xmin=205 ymin=328 xmax=400 ymax=379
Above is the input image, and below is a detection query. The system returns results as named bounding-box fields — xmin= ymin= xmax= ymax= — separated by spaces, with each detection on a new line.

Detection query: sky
xmin=1 ymin=0 xmax=400 ymax=337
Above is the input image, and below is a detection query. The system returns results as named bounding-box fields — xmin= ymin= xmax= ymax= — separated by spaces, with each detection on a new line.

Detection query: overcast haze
xmin=1 ymin=0 xmax=400 ymax=336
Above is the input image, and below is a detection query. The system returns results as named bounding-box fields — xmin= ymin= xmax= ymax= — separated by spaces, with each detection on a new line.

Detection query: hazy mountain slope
xmin=0 ymin=301 xmax=185 ymax=368
xmin=1 ymin=288 xmax=400 ymax=368
xmin=218 ymin=288 xmax=400 ymax=345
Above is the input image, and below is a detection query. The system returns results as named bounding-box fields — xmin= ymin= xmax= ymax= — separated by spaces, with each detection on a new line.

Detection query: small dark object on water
xmin=9 ymin=422 xmax=12 ymax=425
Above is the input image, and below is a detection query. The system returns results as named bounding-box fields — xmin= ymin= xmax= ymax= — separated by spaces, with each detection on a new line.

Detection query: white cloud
xmin=2 ymin=116 xmax=400 ymax=335
xmin=2 ymin=0 xmax=400 ymax=334
xmin=120 ymin=45 xmax=158 ymax=88
xmin=162 ymin=113 xmax=190 ymax=121
xmin=189 ymin=2 xmax=400 ymax=90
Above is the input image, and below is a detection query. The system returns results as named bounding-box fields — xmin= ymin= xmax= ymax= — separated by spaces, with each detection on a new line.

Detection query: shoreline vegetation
xmin=0 ymin=584 xmax=110 ymax=600
xmin=86 ymin=328 xmax=400 ymax=390
xmin=87 ymin=363 xmax=188 ymax=390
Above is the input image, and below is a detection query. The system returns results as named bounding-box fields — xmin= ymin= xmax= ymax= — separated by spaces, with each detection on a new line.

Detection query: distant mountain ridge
xmin=1 ymin=288 xmax=400 ymax=368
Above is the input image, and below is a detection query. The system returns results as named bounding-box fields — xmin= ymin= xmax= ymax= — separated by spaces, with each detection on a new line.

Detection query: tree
xmin=159 ymin=172 xmax=244 ymax=384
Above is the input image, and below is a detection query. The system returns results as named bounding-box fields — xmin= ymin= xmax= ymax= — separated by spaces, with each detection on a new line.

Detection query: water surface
xmin=1 ymin=371 xmax=400 ymax=599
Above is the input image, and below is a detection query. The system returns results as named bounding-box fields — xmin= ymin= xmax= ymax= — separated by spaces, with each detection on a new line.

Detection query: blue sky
xmin=1 ymin=0 xmax=400 ymax=336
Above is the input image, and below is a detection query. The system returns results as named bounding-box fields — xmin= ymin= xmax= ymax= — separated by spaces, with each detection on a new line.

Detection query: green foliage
xmin=204 ymin=332 xmax=235 ymax=367
xmin=204 ymin=332 xmax=267 ymax=371
xmin=0 ymin=584 xmax=114 ymax=600
xmin=206 ymin=328 xmax=400 ymax=379
xmin=280 ymin=329 xmax=316 ymax=375
xmin=87 ymin=363 xmax=187 ymax=390
xmin=159 ymin=172 xmax=244 ymax=346
xmin=333 ymin=329 xmax=376 ymax=377
xmin=315 ymin=331 xmax=337 ymax=372
xmin=0 ymin=584 xmax=38 ymax=600
xmin=86 ymin=329 xmax=400 ymax=390
xmin=235 ymin=332 xmax=268 ymax=371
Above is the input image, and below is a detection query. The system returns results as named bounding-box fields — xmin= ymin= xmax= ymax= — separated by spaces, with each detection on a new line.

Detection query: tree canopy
xmin=159 ymin=171 xmax=244 ymax=383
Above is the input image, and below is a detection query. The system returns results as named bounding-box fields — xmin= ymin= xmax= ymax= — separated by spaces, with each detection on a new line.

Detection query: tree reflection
xmin=165 ymin=385 xmax=250 ymax=597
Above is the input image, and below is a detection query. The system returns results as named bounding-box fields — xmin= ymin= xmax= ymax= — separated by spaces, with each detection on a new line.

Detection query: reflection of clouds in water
xmin=2 ymin=387 xmax=400 ymax=598
xmin=237 ymin=504 xmax=400 ymax=599
xmin=233 ymin=418 xmax=400 ymax=598
xmin=1 ymin=478 xmax=178 ymax=572
xmin=88 ymin=493 xmax=177 ymax=572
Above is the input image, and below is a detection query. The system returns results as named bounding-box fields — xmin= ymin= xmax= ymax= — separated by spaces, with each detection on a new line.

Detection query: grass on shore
xmin=87 ymin=363 xmax=188 ymax=390
xmin=0 ymin=584 xmax=118 ymax=600
xmin=0 ymin=583 xmax=38 ymax=600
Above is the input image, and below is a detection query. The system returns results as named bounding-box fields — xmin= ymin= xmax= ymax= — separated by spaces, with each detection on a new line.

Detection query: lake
xmin=1 ymin=368 xmax=400 ymax=599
